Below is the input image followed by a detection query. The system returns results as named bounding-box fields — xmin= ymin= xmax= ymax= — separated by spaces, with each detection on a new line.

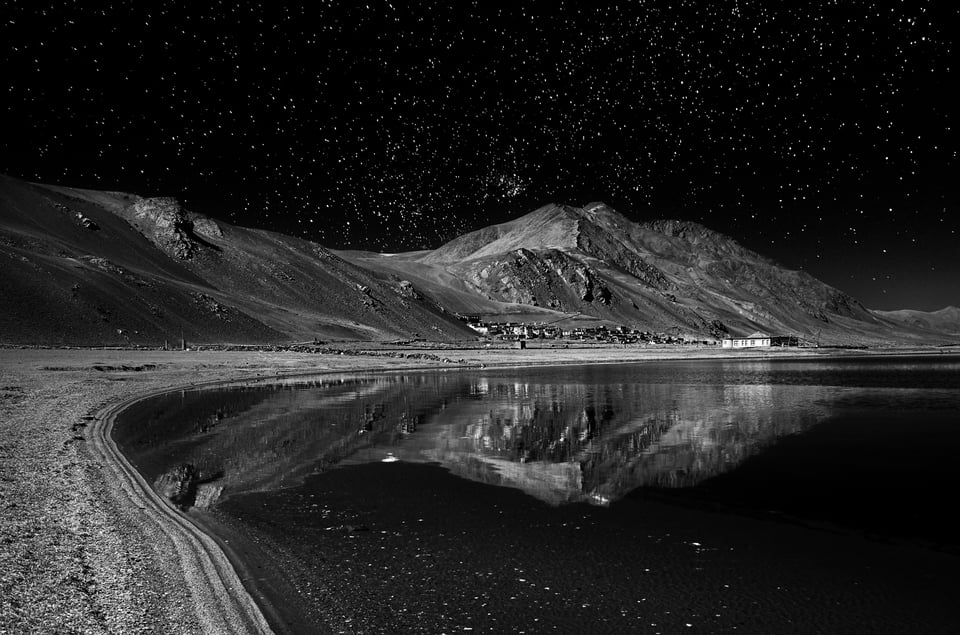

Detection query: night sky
xmin=2 ymin=1 xmax=956 ymax=310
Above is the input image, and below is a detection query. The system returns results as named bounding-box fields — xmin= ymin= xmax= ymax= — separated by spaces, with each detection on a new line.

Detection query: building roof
xmin=745 ymin=331 xmax=770 ymax=339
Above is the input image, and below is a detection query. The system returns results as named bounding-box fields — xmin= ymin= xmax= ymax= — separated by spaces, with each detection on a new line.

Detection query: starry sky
xmin=2 ymin=1 xmax=956 ymax=310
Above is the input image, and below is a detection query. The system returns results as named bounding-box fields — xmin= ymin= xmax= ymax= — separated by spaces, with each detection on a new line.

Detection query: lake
xmin=114 ymin=356 xmax=960 ymax=633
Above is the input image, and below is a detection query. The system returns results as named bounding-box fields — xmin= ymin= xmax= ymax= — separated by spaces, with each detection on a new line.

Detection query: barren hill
xmin=873 ymin=306 xmax=960 ymax=334
xmin=0 ymin=174 xmax=473 ymax=345
xmin=341 ymin=202 xmax=952 ymax=345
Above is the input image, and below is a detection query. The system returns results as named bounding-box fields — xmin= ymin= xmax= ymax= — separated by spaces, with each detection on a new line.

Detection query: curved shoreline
xmin=0 ymin=348 xmax=441 ymax=633
xmin=88 ymin=363 xmax=492 ymax=634
xmin=90 ymin=385 xmax=274 ymax=635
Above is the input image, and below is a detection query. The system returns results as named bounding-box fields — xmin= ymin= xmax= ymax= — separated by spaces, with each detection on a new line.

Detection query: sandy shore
xmin=0 ymin=344 xmax=950 ymax=633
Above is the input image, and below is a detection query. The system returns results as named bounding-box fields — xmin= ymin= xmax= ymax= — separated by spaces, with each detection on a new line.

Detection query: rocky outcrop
xmin=82 ymin=256 xmax=125 ymax=276
xmin=192 ymin=292 xmax=230 ymax=319
xmin=576 ymin=220 xmax=672 ymax=291
xmin=52 ymin=201 xmax=100 ymax=230
xmin=129 ymin=197 xmax=211 ymax=260
xmin=154 ymin=463 xmax=199 ymax=506
xmin=456 ymin=248 xmax=612 ymax=311
xmin=191 ymin=216 xmax=223 ymax=239
xmin=395 ymin=280 xmax=422 ymax=300
xmin=153 ymin=464 xmax=225 ymax=509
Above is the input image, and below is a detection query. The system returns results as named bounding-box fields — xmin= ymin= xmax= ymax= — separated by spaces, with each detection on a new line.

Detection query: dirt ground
xmin=0 ymin=344 xmax=943 ymax=633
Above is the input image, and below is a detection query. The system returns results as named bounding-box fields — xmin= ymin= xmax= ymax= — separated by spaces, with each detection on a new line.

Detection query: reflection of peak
xmin=341 ymin=379 xmax=832 ymax=507
xmin=444 ymin=454 xmax=588 ymax=506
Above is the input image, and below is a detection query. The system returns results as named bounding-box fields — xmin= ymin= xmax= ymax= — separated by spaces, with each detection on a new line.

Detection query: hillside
xmin=340 ymin=202 xmax=953 ymax=345
xmin=0 ymin=174 xmax=473 ymax=345
xmin=873 ymin=306 xmax=960 ymax=334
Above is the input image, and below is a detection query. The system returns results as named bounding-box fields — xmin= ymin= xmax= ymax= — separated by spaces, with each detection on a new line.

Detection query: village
xmin=456 ymin=314 xmax=811 ymax=349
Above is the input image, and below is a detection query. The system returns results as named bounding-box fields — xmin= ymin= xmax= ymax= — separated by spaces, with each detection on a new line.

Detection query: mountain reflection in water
xmin=114 ymin=360 xmax=882 ymax=508
xmin=112 ymin=358 xmax=960 ymax=634
xmin=341 ymin=379 xmax=823 ymax=505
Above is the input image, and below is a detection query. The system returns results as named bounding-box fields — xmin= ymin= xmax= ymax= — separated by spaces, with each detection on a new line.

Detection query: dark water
xmin=115 ymin=357 xmax=960 ymax=633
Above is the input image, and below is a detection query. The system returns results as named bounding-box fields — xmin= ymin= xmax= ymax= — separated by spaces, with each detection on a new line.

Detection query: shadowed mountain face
xmin=341 ymin=203 xmax=953 ymax=344
xmin=0 ymin=174 xmax=473 ymax=345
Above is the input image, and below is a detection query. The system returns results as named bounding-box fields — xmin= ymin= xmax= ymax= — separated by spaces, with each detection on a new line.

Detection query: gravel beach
xmin=0 ymin=348 xmax=452 ymax=634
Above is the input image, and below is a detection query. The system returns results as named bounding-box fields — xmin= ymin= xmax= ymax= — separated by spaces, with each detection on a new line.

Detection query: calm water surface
xmin=116 ymin=356 xmax=960 ymax=633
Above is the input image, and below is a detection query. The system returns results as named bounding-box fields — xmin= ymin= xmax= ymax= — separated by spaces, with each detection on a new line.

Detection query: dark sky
xmin=2 ymin=1 xmax=956 ymax=310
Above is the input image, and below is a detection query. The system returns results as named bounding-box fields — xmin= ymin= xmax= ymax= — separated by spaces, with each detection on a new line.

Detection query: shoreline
xmin=90 ymin=388 xmax=274 ymax=634
xmin=1 ymin=348 xmax=457 ymax=633
xmin=2 ymin=345 xmax=958 ymax=632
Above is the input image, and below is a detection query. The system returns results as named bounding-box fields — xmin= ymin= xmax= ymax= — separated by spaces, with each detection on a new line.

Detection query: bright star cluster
xmin=1 ymin=1 xmax=956 ymax=309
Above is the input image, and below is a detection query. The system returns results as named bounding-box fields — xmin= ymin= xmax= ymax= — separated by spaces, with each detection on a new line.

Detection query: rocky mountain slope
xmin=0 ymin=174 xmax=472 ymax=345
xmin=342 ymin=203 xmax=951 ymax=345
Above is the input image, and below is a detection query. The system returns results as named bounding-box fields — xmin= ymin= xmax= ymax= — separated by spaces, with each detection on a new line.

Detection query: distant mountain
xmin=873 ymin=306 xmax=960 ymax=334
xmin=0 ymin=174 xmax=473 ymax=345
xmin=340 ymin=202 xmax=953 ymax=345
xmin=2 ymin=175 xmax=953 ymax=347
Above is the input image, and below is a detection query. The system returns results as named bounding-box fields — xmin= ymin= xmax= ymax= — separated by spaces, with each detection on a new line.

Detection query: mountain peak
xmin=581 ymin=201 xmax=618 ymax=216
xmin=422 ymin=203 xmax=586 ymax=264
xmin=397 ymin=201 xmax=894 ymax=340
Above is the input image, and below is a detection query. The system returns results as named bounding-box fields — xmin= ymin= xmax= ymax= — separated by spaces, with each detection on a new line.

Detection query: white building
xmin=721 ymin=332 xmax=771 ymax=348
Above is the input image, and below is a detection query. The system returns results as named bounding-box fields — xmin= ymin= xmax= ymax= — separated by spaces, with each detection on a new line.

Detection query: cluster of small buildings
xmin=458 ymin=316 xmax=810 ymax=349
xmin=461 ymin=316 xmax=711 ymax=345
xmin=466 ymin=321 xmax=562 ymax=339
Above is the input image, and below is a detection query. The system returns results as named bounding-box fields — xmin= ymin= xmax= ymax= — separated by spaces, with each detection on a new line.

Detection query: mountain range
xmin=1 ymin=174 xmax=956 ymax=346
